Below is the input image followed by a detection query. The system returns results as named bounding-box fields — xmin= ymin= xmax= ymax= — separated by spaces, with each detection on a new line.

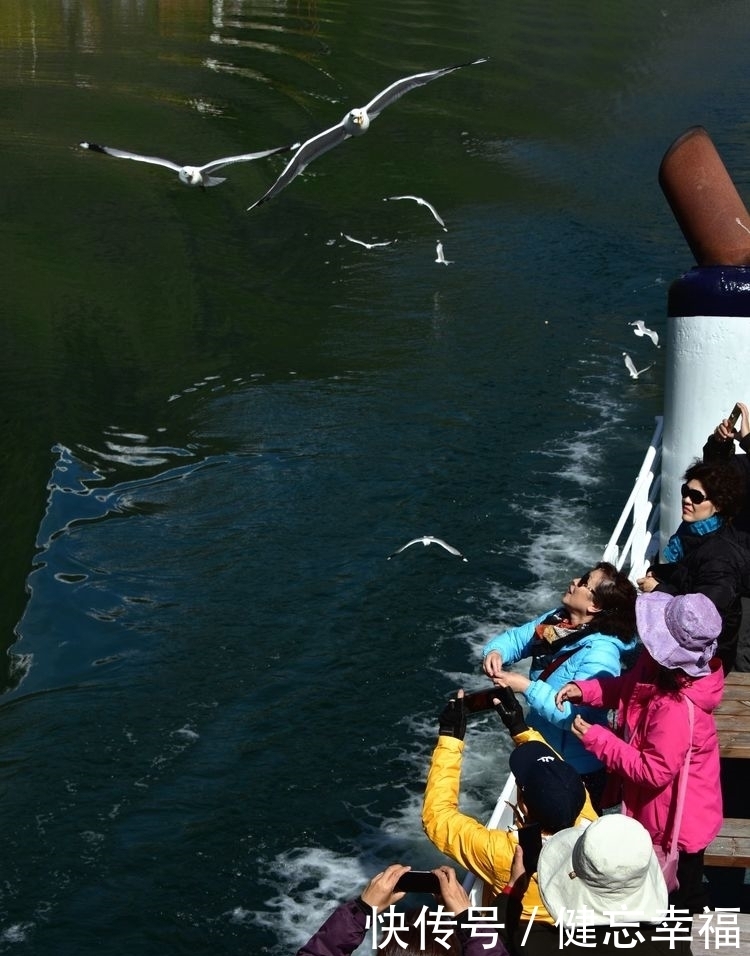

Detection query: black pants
xmin=580 ymin=767 xmax=607 ymax=816
xmin=705 ymin=758 xmax=748 ymax=911
xmin=670 ymin=849 xmax=709 ymax=914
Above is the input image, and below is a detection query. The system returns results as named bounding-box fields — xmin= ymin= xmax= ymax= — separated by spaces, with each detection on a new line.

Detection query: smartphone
xmin=727 ymin=403 xmax=742 ymax=429
xmin=462 ymin=685 xmax=518 ymax=714
xmin=395 ymin=870 xmax=440 ymax=894
xmin=517 ymin=824 xmax=543 ymax=874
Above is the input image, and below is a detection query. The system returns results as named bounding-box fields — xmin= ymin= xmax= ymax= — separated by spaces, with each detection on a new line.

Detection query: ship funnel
xmin=659 ymin=125 xmax=750 ymax=267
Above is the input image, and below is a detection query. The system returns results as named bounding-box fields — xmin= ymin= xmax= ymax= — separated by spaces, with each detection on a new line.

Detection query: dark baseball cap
xmin=509 ymin=741 xmax=586 ymax=832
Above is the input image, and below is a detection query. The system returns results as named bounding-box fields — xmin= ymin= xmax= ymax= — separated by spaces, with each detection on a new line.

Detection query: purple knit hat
xmin=635 ymin=591 xmax=721 ymax=676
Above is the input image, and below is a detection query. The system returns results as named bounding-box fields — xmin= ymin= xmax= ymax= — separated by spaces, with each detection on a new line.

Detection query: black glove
xmin=438 ymin=695 xmax=467 ymax=740
xmin=492 ymin=685 xmax=528 ymax=737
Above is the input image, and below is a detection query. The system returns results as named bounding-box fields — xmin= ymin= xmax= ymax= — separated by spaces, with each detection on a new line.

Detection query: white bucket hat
xmin=537 ymin=815 xmax=668 ymax=925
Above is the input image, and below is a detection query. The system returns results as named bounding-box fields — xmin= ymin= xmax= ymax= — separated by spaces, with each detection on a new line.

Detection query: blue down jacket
xmin=482 ymin=609 xmax=635 ymax=773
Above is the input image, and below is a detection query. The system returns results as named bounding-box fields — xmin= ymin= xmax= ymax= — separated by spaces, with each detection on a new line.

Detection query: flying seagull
xmin=79 ymin=140 xmax=299 ymax=187
xmin=383 ymin=195 xmax=447 ymax=231
xmin=623 ymin=352 xmax=653 ymax=380
xmin=247 ymin=57 xmax=488 ymax=210
xmin=387 ymin=536 xmax=468 ymax=561
xmin=629 ymin=320 xmax=660 ymax=347
xmin=435 ymin=241 xmax=453 ymax=265
xmin=341 ymin=233 xmax=394 ymax=249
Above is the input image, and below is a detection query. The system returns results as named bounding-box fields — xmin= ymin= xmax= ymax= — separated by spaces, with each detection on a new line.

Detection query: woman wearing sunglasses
xmin=637 ymin=459 xmax=749 ymax=672
xmin=482 ymin=562 xmax=637 ymax=812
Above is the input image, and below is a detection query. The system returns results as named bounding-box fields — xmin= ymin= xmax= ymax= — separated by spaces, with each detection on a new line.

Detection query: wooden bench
xmin=705 ymin=817 xmax=750 ymax=867
xmin=709 ymin=675 xmax=750 ymax=870
xmin=717 ymin=671 xmax=750 ymax=759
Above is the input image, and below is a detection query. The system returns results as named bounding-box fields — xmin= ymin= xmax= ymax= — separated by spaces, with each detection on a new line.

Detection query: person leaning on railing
xmin=421 ymin=688 xmax=597 ymax=939
xmin=482 ymin=562 xmax=637 ymax=812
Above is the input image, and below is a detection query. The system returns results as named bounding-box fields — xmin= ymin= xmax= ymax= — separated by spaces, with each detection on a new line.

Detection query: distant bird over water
xmin=341 ymin=233 xmax=394 ymax=249
xmin=384 ymin=194 xmax=447 ymax=231
xmin=435 ymin=241 xmax=453 ymax=265
xmin=247 ymin=57 xmax=487 ymax=209
xmin=387 ymin=536 xmax=468 ymax=561
xmin=629 ymin=320 xmax=660 ymax=347
xmin=79 ymin=140 xmax=298 ymax=187
xmin=623 ymin=352 xmax=653 ymax=380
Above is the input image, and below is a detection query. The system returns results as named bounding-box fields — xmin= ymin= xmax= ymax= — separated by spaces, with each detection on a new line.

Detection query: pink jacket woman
xmin=556 ymin=591 xmax=725 ymax=914
xmin=571 ymin=650 xmax=723 ymax=853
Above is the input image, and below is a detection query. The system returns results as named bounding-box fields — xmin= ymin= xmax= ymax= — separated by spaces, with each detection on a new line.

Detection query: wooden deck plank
xmin=716 ymin=673 xmax=750 ymax=759
xmin=706 ymin=819 xmax=750 ymax=867
xmin=715 ymin=698 xmax=750 ymax=715
xmin=718 ymin=734 xmax=750 ymax=759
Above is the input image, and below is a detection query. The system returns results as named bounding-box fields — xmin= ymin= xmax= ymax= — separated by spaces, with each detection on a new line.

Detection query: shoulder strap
xmin=538 ymin=645 xmax=581 ymax=682
xmin=621 ymin=695 xmax=694 ymax=836
xmin=665 ymin=696 xmax=694 ymax=852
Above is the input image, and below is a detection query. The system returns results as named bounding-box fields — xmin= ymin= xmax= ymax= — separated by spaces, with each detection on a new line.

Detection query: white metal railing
xmin=602 ymin=416 xmax=664 ymax=583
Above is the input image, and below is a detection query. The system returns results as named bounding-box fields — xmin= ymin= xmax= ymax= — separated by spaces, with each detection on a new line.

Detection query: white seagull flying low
xmin=387 ymin=536 xmax=468 ymax=561
xmin=383 ymin=195 xmax=447 ymax=231
xmin=435 ymin=241 xmax=453 ymax=265
xmin=629 ymin=320 xmax=660 ymax=347
xmin=341 ymin=233 xmax=394 ymax=249
xmin=79 ymin=140 xmax=299 ymax=187
xmin=623 ymin=352 xmax=653 ymax=380
xmin=247 ymin=57 xmax=488 ymax=210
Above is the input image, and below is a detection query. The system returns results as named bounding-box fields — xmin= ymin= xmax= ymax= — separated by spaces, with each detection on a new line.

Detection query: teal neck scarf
xmin=663 ymin=514 xmax=724 ymax=563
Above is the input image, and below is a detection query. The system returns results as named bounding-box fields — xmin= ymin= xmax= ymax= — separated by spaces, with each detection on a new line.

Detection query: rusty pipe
xmin=658 ymin=125 xmax=750 ymax=267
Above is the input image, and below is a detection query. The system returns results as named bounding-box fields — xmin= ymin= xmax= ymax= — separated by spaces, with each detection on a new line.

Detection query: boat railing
xmin=601 ymin=416 xmax=663 ymax=583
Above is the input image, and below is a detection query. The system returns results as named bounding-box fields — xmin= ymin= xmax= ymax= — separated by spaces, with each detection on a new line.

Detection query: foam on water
xmin=248 ymin=361 xmax=633 ymax=954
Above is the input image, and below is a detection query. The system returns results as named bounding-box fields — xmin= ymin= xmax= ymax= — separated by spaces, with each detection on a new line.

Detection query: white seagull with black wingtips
xmin=384 ymin=195 xmax=447 ymax=231
xmin=79 ymin=140 xmax=299 ymax=187
xmin=247 ymin=57 xmax=488 ymax=210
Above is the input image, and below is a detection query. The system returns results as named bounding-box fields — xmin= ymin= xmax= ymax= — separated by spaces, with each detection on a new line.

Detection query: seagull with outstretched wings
xmin=387 ymin=536 xmax=467 ymax=561
xmin=79 ymin=139 xmax=298 ymax=187
xmin=247 ymin=57 xmax=487 ymax=209
xmin=623 ymin=352 xmax=653 ymax=380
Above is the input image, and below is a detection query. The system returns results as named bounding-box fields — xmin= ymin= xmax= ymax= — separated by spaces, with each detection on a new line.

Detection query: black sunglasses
xmin=681 ymin=483 xmax=708 ymax=505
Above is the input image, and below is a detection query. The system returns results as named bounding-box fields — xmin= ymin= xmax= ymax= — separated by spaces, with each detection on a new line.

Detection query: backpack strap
xmin=538 ymin=645 xmax=582 ymax=682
